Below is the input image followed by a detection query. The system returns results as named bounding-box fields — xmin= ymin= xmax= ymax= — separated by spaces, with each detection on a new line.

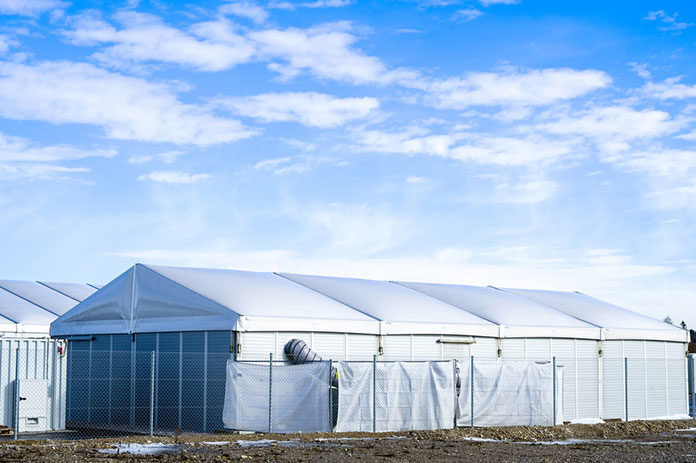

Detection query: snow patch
xmin=98 ymin=443 xmax=181 ymax=455
xmin=202 ymin=441 xmax=231 ymax=445
xmin=461 ymin=437 xmax=503 ymax=442
xmin=569 ymin=418 xmax=605 ymax=425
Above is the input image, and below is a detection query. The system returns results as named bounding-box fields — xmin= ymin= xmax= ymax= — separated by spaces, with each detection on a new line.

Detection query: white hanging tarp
xmin=222 ymin=360 xmax=330 ymax=433
xmin=457 ymin=360 xmax=564 ymax=427
xmin=335 ymin=361 xmax=456 ymax=432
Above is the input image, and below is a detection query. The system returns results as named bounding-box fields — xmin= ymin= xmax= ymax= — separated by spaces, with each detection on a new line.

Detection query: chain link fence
xmin=4 ymin=350 xmax=690 ymax=440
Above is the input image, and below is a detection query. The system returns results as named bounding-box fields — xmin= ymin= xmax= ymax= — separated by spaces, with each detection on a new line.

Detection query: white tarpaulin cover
xmin=335 ymin=361 xmax=455 ymax=432
xmin=457 ymin=361 xmax=564 ymax=427
xmin=223 ymin=360 xmax=330 ymax=433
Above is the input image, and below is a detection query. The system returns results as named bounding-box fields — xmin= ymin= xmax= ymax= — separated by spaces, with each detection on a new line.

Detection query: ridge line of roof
xmin=0 ymin=282 xmax=61 ymax=317
xmin=37 ymin=281 xmax=81 ymax=303
xmin=392 ymin=281 xmax=502 ymax=327
xmin=275 ymin=272 xmax=382 ymax=323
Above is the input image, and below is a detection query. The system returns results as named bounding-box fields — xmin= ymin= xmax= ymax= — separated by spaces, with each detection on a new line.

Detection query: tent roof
xmin=500 ymin=288 xmax=685 ymax=341
xmin=280 ymin=273 xmax=497 ymax=336
xmin=50 ymin=264 xmax=689 ymax=342
xmin=396 ymin=281 xmax=600 ymax=339
xmin=0 ymin=280 xmax=97 ymax=333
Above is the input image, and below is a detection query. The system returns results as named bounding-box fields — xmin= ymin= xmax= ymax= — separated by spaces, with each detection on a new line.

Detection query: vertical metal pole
xmin=149 ymin=351 xmax=155 ymax=436
xmin=372 ymin=354 xmax=377 ymax=433
xmin=453 ymin=360 xmax=457 ymax=429
xmin=552 ymin=356 xmax=557 ymax=426
xmin=689 ymin=354 xmax=695 ymax=418
xmin=14 ymin=347 xmax=20 ymax=440
xmin=328 ymin=359 xmax=333 ymax=432
xmin=470 ymin=355 xmax=474 ymax=428
xmin=268 ymin=353 xmax=273 ymax=434
xmin=624 ymin=357 xmax=629 ymax=422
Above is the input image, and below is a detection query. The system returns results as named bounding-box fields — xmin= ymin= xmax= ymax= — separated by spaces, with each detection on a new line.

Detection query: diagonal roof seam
xmin=275 ymin=272 xmax=382 ymax=323
xmin=141 ymin=264 xmax=243 ymax=318
xmin=37 ymin=281 xmax=81 ymax=303
xmin=0 ymin=282 xmax=61 ymax=317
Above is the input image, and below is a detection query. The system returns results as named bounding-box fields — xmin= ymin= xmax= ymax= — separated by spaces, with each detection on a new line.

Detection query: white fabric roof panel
xmin=280 ymin=273 xmax=498 ymax=336
xmin=396 ymin=282 xmax=601 ymax=339
xmin=50 ymin=264 xmax=689 ymax=342
xmin=40 ymin=282 xmax=97 ymax=303
xmin=501 ymin=288 xmax=688 ymax=342
xmin=0 ymin=280 xmax=77 ymax=316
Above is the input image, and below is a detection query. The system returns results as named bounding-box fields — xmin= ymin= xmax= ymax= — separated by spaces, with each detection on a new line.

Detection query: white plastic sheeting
xmin=334 ymin=361 xmax=456 ymax=432
xmin=457 ymin=361 xmax=564 ymax=427
xmin=222 ymin=360 xmax=330 ymax=433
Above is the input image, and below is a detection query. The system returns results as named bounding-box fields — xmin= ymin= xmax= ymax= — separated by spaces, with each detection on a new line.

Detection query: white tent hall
xmin=0 ymin=280 xmax=98 ymax=432
xmin=50 ymin=264 xmax=689 ymax=432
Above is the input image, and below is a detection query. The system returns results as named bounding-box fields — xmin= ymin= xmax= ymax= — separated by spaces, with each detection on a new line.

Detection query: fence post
xmin=689 ymin=354 xmax=694 ymax=418
xmin=624 ymin=357 xmax=629 ymax=422
xmin=328 ymin=359 xmax=333 ymax=432
xmin=453 ymin=360 xmax=457 ymax=429
xmin=470 ymin=355 xmax=474 ymax=429
xmin=552 ymin=356 xmax=557 ymax=426
xmin=149 ymin=351 xmax=155 ymax=436
xmin=268 ymin=352 xmax=273 ymax=434
xmin=14 ymin=347 xmax=19 ymax=441
xmin=372 ymin=354 xmax=377 ymax=433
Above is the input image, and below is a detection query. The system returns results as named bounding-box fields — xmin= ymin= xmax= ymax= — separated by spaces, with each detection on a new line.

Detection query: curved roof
xmin=501 ymin=288 xmax=685 ymax=341
xmin=51 ymin=264 xmax=689 ymax=342
xmin=0 ymin=280 xmax=98 ymax=334
xmin=280 ymin=273 xmax=497 ymax=336
xmin=396 ymin=282 xmax=600 ymax=339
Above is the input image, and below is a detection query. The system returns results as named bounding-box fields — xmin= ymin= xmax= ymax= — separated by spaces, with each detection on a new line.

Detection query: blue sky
xmin=0 ymin=0 xmax=695 ymax=327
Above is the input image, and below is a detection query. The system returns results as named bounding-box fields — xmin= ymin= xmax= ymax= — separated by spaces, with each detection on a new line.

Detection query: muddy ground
xmin=0 ymin=419 xmax=694 ymax=462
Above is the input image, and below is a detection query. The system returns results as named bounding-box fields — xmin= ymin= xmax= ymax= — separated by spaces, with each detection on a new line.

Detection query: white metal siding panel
xmin=576 ymin=340 xmax=599 ymax=419
xmin=346 ymin=334 xmax=378 ymax=360
xmin=238 ymin=332 xmax=274 ymax=361
xmin=645 ymin=341 xmax=667 ymax=418
xmin=412 ymin=335 xmax=441 ymax=361
xmin=526 ymin=339 xmax=551 ymax=361
xmin=441 ymin=337 xmax=471 ymax=362
xmin=502 ymin=338 xmax=525 ymax=361
xmin=312 ymin=332 xmax=346 ymax=361
xmin=552 ymin=339 xmax=577 ymax=421
xmin=624 ymin=340 xmax=647 ymax=420
xmin=470 ymin=337 xmax=498 ymax=360
xmin=666 ymin=342 xmax=687 ymax=416
xmin=602 ymin=341 xmax=624 ymax=420
xmin=383 ymin=336 xmax=411 ymax=361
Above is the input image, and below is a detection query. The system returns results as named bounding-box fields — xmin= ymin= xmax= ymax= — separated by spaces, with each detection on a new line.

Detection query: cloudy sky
xmin=0 ymin=0 xmax=695 ymax=327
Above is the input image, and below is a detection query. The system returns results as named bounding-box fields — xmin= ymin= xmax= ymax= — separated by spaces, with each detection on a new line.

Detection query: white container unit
xmin=0 ymin=280 xmax=96 ymax=432
xmin=50 ymin=264 xmax=689 ymax=430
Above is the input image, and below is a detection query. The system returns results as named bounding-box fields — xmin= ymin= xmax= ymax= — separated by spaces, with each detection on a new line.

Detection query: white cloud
xmin=643 ymin=10 xmax=692 ymax=32
xmin=454 ymin=8 xmax=482 ymax=21
xmin=138 ymin=170 xmax=211 ymax=184
xmin=0 ymin=130 xmax=116 ymax=161
xmin=450 ymin=135 xmax=575 ymax=165
xmin=0 ymin=35 xmax=14 ymax=55
xmin=0 ymin=60 xmax=256 ymax=146
xmin=352 ymin=127 xmax=466 ymax=157
xmin=0 ymin=0 xmax=65 ymax=16
xmin=642 ymin=77 xmax=696 ymax=99
xmin=490 ymin=178 xmax=557 ymax=204
xmin=217 ymin=92 xmax=379 ymax=127
xmin=67 ymin=11 xmax=255 ymax=72
xmin=128 ymin=151 xmax=183 ymax=164
xmin=269 ymin=0 xmax=351 ymax=9
xmin=536 ymin=106 xmax=681 ymax=153
xmin=629 ymin=62 xmax=651 ymax=79
xmin=480 ymin=0 xmax=518 ymax=5
xmin=218 ymin=1 xmax=268 ymax=24
xmin=0 ymin=163 xmax=89 ymax=181
xmin=253 ymin=155 xmax=346 ymax=174
xmin=406 ymin=175 xmax=426 ymax=184
xmin=427 ymin=68 xmax=611 ymax=109
xmin=251 ymin=22 xmax=418 ymax=84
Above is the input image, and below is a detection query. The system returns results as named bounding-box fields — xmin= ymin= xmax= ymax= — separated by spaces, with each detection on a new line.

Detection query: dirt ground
xmin=0 ymin=419 xmax=695 ymax=462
